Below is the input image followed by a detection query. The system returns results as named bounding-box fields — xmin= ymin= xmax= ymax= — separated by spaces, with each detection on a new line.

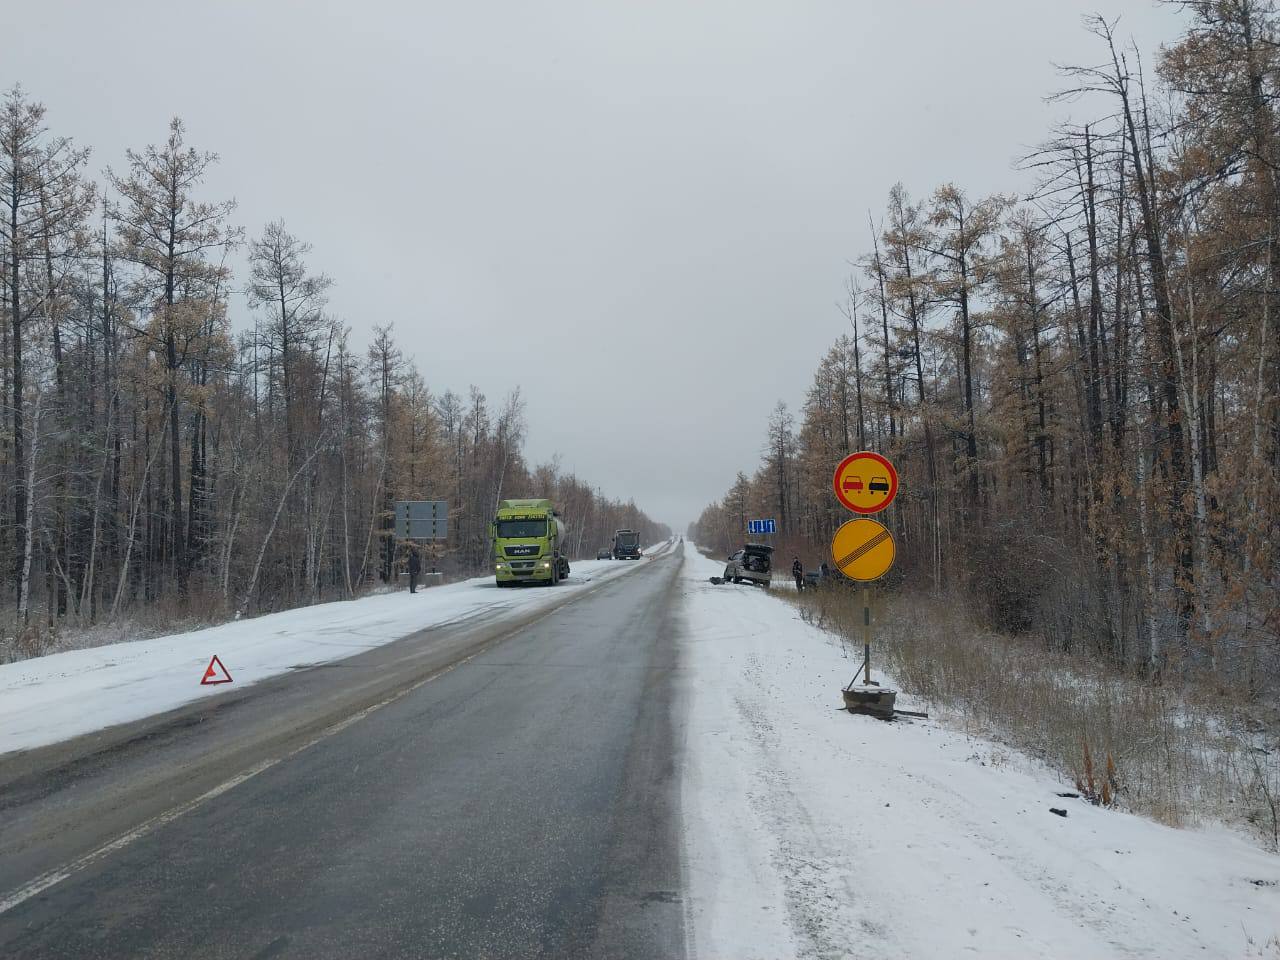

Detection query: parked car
xmin=724 ymin=543 xmax=773 ymax=587
xmin=596 ymin=548 xmax=612 ymax=560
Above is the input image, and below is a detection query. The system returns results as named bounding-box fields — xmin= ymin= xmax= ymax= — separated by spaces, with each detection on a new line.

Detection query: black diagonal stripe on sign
xmin=836 ymin=529 xmax=891 ymax=570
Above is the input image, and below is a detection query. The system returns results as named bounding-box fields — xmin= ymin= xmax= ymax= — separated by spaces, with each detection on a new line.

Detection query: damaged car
xmin=723 ymin=543 xmax=773 ymax=588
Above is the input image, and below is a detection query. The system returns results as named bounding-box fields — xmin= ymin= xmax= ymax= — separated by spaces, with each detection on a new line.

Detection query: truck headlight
xmin=541 ymin=561 xmax=551 ymax=569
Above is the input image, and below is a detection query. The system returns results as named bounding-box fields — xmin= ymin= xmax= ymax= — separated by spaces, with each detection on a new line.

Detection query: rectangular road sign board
xmin=395 ymin=500 xmax=449 ymax=540
xmin=747 ymin=518 xmax=776 ymax=535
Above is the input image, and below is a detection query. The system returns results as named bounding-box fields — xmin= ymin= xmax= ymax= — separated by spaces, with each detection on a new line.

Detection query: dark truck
xmin=612 ymin=529 xmax=642 ymax=560
xmin=724 ymin=543 xmax=773 ymax=587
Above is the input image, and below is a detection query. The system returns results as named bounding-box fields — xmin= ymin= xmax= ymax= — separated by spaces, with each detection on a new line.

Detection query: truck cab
xmin=491 ymin=499 xmax=571 ymax=586
xmin=612 ymin=529 xmax=642 ymax=560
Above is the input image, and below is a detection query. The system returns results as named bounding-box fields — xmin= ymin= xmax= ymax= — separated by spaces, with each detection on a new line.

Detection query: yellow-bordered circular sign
xmin=833 ymin=451 xmax=899 ymax=514
xmin=830 ymin=517 xmax=896 ymax=582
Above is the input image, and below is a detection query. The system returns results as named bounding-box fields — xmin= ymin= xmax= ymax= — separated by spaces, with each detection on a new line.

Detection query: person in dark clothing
xmin=791 ymin=557 xmax=804 ymax=591
xmin=408 ymin=547 xmax=421 ymax=593
xmin=820 ymin=560 xmax=831 ymax=580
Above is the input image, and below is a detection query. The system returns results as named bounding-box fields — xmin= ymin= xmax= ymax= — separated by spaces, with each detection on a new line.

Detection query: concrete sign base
xmin=841 ymin=685 xmax=897 ymax=719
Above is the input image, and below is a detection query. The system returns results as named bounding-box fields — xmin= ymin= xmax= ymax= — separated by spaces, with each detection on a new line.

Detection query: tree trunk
xmin=240 ymin=440 xmax=325 ymax=618
xmin=10 ymin=173 xmax=24 ymax=604
xmin=17 ymin=392 xmax=42 ymax=627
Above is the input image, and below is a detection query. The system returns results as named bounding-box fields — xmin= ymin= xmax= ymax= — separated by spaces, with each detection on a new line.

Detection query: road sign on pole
xmin=830 ymin=450 xmax=902 ymax=715
xmin=395 ymin=500 xmax=449 ymax=540
xmin=833 ymin=451 xmax=899 ymax=515
xmin=830 ymin=517 xmax=896 ymax=582
xmin=746 ymin=518 xmax=776 ymax=535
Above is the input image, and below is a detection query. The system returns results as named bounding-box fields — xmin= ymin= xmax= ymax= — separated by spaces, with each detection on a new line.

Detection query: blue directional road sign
xmin=747 ymin=518 xmax=776 ymax=535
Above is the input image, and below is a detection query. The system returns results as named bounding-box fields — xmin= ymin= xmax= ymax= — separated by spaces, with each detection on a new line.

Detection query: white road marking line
xmin=0 ymin=550 xmax=673 ymax=916
xmin=0 ymin=646 xmax=486 ymax=917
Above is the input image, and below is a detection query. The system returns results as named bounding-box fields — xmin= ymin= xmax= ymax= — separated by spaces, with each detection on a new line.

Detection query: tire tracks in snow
xmin=730 ymin=652 xmax=880 ymax=960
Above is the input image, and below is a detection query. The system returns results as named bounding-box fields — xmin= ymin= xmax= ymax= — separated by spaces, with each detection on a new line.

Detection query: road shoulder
xmin=675 ymin=542 xmax=1280 ymax=960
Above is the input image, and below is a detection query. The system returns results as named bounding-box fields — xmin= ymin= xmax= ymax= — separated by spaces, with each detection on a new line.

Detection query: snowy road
xmin=1 ymin=540 xmax=1277 ymax=959
xmin=0 ymin=548 xmax=667 ymax=756
xmin=0 ymin=547 xmax=685 ymax=959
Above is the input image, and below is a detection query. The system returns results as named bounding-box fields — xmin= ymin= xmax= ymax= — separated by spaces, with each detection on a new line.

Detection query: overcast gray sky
xmin=9 ymin=0 xmax=1183 ymax=530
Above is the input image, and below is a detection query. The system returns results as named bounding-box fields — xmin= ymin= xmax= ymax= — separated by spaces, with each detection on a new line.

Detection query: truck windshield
xmin=617 ymin=533 xmax=638 ymax=546
xmin=496 ymin=519 xmax=547 ymax=538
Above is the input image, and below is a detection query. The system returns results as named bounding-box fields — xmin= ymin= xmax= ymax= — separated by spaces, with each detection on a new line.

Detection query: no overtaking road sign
xmin=833 ymin=451 xmax=898 ymax=515
xmin=830 ymin=450 xmax=900 ymax=583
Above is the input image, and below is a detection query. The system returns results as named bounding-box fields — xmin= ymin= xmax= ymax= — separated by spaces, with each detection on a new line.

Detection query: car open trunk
xmin=742 ymin=543 xmax=773 ymax=573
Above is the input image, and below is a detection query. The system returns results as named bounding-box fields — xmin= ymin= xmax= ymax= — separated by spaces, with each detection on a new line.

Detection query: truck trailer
xmin=491 ymin=499 xmax=571 ymax=587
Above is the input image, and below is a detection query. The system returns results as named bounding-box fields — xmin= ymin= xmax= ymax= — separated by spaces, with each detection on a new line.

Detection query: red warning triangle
xmin=200 ymin=655 xmax=233 ymax=686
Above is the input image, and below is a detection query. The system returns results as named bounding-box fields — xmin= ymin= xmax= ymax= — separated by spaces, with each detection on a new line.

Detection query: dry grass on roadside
xmin=795 ymin=585 xmax=1280 ymax=848
xmin=0 ymin=593 xmax=220 ymax=664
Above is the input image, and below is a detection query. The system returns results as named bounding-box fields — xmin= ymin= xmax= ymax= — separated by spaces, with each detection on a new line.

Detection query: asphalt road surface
xmin=0 ymin=550 xmax=685 ymax=959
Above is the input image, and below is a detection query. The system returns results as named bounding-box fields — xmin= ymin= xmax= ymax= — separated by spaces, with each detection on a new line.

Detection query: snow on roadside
xmin=677 ymin=542 xmax=1280 ymax=960
xmin=0 ymin=543 xmax=671 ymax=756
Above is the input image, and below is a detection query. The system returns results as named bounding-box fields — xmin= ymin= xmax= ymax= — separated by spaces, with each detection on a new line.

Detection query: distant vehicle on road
xmin=491 ymin=499 xmax=571 ymax=587
xmin=724 ymin=543 xmax=773 ymax=587
xmin=596 ymin=548 xmax=613 ymax=560
xmin=613 ymin=529 xmax=642 ymax=560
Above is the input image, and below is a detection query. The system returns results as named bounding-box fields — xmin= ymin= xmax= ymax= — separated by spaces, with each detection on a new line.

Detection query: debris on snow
xmin=678 ymin=542 xmax=1280 ymax=960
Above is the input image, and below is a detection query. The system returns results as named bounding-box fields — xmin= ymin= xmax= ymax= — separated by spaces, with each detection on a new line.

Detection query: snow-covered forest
xmin=695 ymin=5 xmax=1280 ymax=696
xmin=0 ymin=102 xmax=667 ymax=659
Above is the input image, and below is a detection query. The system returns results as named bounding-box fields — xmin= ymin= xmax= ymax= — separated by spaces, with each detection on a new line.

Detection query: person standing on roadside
xmin=791 ymin=556 xmax=804 ymax=591
xmin=408 ymin=545 xmax=421 ymax=594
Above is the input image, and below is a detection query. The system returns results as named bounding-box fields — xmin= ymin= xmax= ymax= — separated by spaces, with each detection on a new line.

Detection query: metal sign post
xmin=862 ymin=586 xmax=872 ymax=686
xmin=395 ymin=500 xmax=449 ymax=589
xmin=828 ymin=451 xmax=905 ymax=719
xmin=829 ymin=516 xmax=895 ymax=694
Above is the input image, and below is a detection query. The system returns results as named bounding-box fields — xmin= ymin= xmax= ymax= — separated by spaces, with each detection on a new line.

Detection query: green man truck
xmin=491 ymin=499 xmax=572 ymax=587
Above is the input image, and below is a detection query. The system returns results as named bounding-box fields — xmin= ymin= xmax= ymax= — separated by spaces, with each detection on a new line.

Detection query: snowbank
xmin=678 ymin=542 xmax=1280 ymax=959
xmin=0 ymin=545 xmax=670 ymax=756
